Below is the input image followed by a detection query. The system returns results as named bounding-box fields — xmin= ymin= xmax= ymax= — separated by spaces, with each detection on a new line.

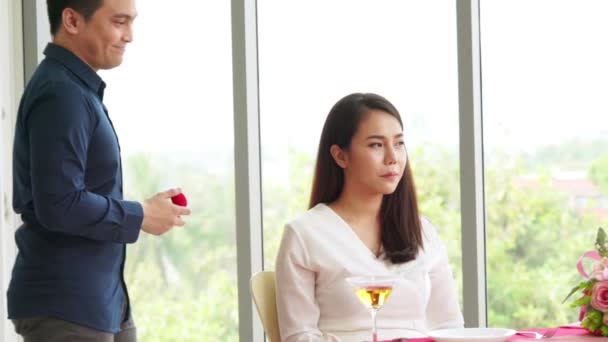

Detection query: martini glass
xmin=346 ymin=275 xmax=399 ymax=342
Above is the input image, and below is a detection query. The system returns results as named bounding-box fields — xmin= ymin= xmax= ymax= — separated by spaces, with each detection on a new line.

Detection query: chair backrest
xmin=250 ymin=271 xmax=281 ymax=342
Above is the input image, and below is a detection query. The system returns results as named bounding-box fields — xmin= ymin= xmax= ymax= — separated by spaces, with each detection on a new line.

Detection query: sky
xmin=94 ymin=1 xmax=608 ymax=162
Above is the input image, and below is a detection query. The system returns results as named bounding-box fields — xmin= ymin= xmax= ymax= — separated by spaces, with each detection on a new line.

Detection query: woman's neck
xmin=329 ymin=188 xmax=384 ymax=257
xmin=330 ymin=187 xmax=383 ymax=225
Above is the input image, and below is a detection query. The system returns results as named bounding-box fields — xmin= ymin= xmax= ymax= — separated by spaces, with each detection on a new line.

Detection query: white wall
xmin=0 ymin=0 xmax=24 ymax=340
xmin=22 ymin=0 xmax=50 ymax=81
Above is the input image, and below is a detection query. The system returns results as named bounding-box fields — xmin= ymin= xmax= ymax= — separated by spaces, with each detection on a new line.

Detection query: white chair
xmin=250 ymin=271 xmax=281 ymax=342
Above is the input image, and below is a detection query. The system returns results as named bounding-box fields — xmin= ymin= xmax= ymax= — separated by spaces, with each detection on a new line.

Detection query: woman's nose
xmin=384 ymin=146 xmax=397 ymax=165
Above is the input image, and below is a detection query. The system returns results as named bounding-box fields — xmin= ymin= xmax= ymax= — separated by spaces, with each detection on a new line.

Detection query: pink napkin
xmin=510 ymin=326 xmax=591 ymax=340
xmin=397 ymin=326 xmax=592 ymax=342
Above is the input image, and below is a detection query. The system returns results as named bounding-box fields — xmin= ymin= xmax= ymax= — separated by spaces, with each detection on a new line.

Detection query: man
xmin=7 ymin=0 xmax=191 ymax=341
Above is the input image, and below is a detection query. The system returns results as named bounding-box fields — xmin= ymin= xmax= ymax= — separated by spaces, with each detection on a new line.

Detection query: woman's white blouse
xmin=275 ymin=204 xmax=464 ymax=342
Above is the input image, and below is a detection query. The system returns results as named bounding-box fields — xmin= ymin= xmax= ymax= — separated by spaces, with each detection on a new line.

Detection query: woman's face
xmin=334 ymin=109 xmax=407 ymax=196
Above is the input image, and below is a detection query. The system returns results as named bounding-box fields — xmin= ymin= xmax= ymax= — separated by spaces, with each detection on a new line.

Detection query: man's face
xmin=77 ymin=0 xmax=137 ymax=70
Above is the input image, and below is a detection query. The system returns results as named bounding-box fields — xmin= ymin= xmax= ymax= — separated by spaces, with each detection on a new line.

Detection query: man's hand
xmin=141 ymin=188 xmax=191 ymax=236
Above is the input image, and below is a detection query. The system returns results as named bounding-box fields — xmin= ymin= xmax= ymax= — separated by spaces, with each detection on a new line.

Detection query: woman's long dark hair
xmin=309 ymin=93 xmax=423 ymax=264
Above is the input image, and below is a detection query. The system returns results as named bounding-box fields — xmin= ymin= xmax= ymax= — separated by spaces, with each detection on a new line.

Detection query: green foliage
xmin=127 ymin=259 xmax=238 ymax=341
xmin=528 ymin=138 xmax=608 ymax=170
xmin=581 ymin=309 xmax=605 ymax=334
xmin=409 ymin=145 xmax=463 ymax=306
xmin=596 ymin=227 xmax=607 ymax=257
xmin=122 ymin=139 xmax=607 ymax=339
xmin=571 ymin=295 xmax=591 ymax=307
xmin=263 ymin=148 xmax=314 ymax=270
xmin=123 ymin=152 xmax=238 ymax=341
xmin=563 ymin=281 xmax=590 ymax=304
xmin=589 ymin=154 xmax=608 ymax=195
xmin=484 ymin=152 xmax=600 ymax=328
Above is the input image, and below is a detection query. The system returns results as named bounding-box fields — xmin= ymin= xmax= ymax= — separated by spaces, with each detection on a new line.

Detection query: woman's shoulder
xmin=285 ymin=203 xmax=332 ymax=232
xmin=281 ymin=203 xmax=338 ymax=251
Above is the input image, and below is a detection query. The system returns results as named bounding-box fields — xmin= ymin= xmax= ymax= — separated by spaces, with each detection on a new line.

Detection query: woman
xmin=275 ymin=93 xmax=464 ymax=342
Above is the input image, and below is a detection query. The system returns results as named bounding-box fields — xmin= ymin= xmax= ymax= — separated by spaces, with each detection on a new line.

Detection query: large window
xmin=481 ymin=0 xmax=608 ymax=328
xmin=258 ymin=0 xmax=463 ymax=306
xmin=101 ymin=2 xmax=237 ymax=340
xmin=10 ymin=1 xmax=608 ymax=340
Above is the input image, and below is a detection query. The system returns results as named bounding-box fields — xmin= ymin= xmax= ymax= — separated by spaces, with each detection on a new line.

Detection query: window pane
xmin=481 ymin=0 xmax=608 ymax=328
xmin=101 ymin=2 xmax=237 ymax=340
xmin=258 ymin=0 xmax=462 ymax=305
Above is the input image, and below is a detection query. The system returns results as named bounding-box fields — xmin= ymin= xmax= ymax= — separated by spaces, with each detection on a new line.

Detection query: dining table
xmin=402 ymin=325 xmax=603 ymax=342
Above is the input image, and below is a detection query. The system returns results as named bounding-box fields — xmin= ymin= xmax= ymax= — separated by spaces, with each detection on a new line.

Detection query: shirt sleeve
xmin=26 ymin=82 xmax=143 ymax=243
xmin=275 ymin=223 xmax=327 ymax=342
xmin=423 ymin=220 xmax=465 ymax=331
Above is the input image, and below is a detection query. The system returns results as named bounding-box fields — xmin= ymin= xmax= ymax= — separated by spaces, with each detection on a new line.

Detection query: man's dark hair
xmin=47 ymin=0 xmax=104 ymax=36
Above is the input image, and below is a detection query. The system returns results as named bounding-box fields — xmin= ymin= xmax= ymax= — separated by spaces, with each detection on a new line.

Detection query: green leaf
xmin=596 ymin=227 xmax=608 ymax=257
xmin=588 ymin=309 xmax=602 ymax=319
xmin=590 ymin=319 xmax=602 ymax=333
xmin=563 ymin=281 xmax=591 ymax=303
xmin=572 ymin=296 xmax=592 ymax=307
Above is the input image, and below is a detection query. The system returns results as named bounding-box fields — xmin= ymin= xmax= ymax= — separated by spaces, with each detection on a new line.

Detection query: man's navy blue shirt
xmin=8 ymin=43 xmax=144 ymax=333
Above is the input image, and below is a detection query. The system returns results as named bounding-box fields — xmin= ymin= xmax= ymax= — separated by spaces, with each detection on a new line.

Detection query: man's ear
xmin=329 ymin=144 xmax=348 ymax=169
xmin=62 ymin=8 xmax=84 ymax=35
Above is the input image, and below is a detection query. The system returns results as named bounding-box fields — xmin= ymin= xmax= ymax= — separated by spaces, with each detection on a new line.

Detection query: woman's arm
xmin=275 ymin=224 xmax=325 ymax=342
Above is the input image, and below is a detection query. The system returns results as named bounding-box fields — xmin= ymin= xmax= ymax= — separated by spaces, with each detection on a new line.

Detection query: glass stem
xmin=371 ymin=308 xmax=378 ymax=342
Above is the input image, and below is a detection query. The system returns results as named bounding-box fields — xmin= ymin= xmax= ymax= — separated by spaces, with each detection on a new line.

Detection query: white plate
xmin=428 ymin=328 xmax=516 ymax=342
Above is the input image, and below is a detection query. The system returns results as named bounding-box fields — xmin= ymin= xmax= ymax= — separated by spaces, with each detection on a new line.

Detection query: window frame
xmin=6 ymin=1 xmax=487 ymax=341
xmin=456 ymin=0 xmax=487 ymax=328
xmin=1 ymin=0 xmax=25 ymax=340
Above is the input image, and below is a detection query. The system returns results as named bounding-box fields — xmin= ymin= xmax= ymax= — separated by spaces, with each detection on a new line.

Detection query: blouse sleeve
xmin=423 ymin=220 xmax=465 ymax=331
xmin=275 ymin=223 xmax=327 ymax=342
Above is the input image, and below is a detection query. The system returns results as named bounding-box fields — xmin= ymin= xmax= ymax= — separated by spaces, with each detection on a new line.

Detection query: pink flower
xmin=590 ymin=281 xmax=608 ymax=313
xmin=593 ymin=268 xmax=608 ymax=281
xmin=592 ymin=258 xmax=608 ymax=281
xmin=579 ymin=305 xmax=587 ymax=321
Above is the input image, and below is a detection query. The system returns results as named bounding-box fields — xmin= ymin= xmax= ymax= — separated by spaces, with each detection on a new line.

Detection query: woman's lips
xmin=381 ymin=172 xmax=399 ymax=180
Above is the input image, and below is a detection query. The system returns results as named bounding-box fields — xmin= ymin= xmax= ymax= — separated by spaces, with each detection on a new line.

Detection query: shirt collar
xmin=44 ymin=43 xmax=106 ymax=99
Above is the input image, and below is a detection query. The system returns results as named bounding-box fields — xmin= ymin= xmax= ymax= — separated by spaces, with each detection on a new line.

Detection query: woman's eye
xmin=369 ymin=143 xmax=382 ymax=148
